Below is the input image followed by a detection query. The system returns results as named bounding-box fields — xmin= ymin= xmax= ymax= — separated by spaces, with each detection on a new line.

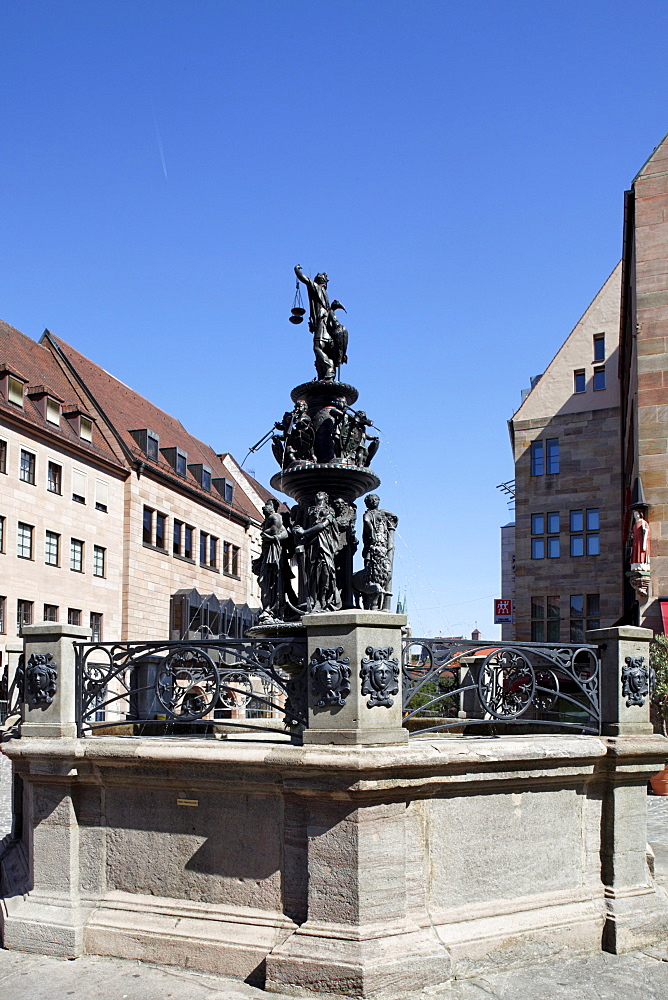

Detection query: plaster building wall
xmin=509 ymin=265 xmax=622 ymax=642
xmin=620 ymin=133 xmax=668 ymax=630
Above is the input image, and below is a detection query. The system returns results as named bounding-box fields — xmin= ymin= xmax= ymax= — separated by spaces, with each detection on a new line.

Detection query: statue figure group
xmin=295 ymin=265 xmax=348 ymax=381
xmin=271 ymin=397 xmax=379 ymax=469
xmin=252 ymin=491 xmax=398 ymax=622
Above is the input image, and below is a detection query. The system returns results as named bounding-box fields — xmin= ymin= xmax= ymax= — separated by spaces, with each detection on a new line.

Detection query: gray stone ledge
xmin=301 ymin=610 xmax=407 ymax=628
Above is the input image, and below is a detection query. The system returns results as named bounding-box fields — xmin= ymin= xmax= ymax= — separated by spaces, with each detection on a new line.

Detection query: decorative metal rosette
xmin=477 ymin=649 xmax=535 ymax=720
xmin=156 ymin=647 xmax=220 ymax=720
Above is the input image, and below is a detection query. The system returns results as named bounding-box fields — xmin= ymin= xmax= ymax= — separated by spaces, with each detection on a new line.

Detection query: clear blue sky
xmin=2 ymin=1 xmax=667 ymax=637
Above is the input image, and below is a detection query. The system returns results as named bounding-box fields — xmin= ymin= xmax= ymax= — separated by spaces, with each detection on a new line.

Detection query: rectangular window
xmin=210 ymin=536 xmax=218 ymax=569
xmin=45 ymin=530 xmax=60 ymax=566
xmin=232 ymin=545 xmax=239 ymax=576
xmin=72 ymin=468 xmax=87 ymax=504
xmin=173 ymin=520 xmax=182 ymax=556
xmin=570 ymin=510 xmax=583 ymax=532
xmin=586 ymin=593 xmax=600 ymax=631
xmin=547 ymin=595 xmax=560 ymax=642
xmin=43 ymin=604 xmax=58 ymax=622
xmin=184 ymin=525 xmax=193 ymax=560
xmin=0 ymin=439 xmax=6 ymax=474
xmin=68 ymin=608 xmax=81 ymax=626
xmin=20 ymin=449 xmax=35 ymax=484
xmin=531 ymin=513 xmax=544 ymax=535
xmin=8 ymin=377 xmax=24 ymax=406
xmin=570 ymin=594 xmax=584 ymax=642
xmin=46 ymin=398 xmax=60 ymax=425
xmin=225 ymin=480 xmax=234 ymax=503
xmin=70 ymin=538 xmax=83 ymax=572
xmin=48 ymin=461 xmax=62 ymax=494
xmin=586 ymin=507 xmax=600 ymax=555
xmin=95 ymin=480 xmax=108 ymax=512
xmin=531 ymin=537 xmax=545 ymax=560
xmin=531 ymin=597 xmax=545 ymax=642
xmin=17 ymin=599 xmax=33 ymax=632
xmin=80 ymin=416 xmax=93 ymax=442
xmin=570 ymin=533 xmax=584 ymax=557
xmin=201 ymin=468 xmax=212 ymax=491
xmin=90 ymin=612 xmax=103 ymax=642
xmin=593 ymin=333 xmax=605 ymax=362
xmin=0 ymin=515 xmax=4 ymax=552
xmin=142 ymin=506 xmax=153 ymax=546
xmin=547 ymin=536 xmax=560 ymax=558
xmin=176 ymin=450 xmax=187 ymax=477
xmin=530 ymin=440 xmax=544 ymax=476
xmin=155 ymin=512 xmax=166 ymax=550
xmin=547 ymin=511 xmax=560 ymax=534
xmin=17 ymin=522 xmax=33 ymax=559
xmin=593 ymin=366 xmax=606 ymax=391
xmin=147 ymin=432 xmax=159 ymax=461
xmin=200 ymin=531 xmax=208 ymax=565
xmin=574 ymin=369 xmax=586 ymax=393
xmin=93 ymin=545 xmax=105 ymax=577
xmin=546 ymin=439 xmax=559 ymax=474
xmin=0 ymin=596 xmax=5 ymax=633
xmin=531 ymin=512 xmax=560 ymax=559
xmin=223 ymin=541 xmax=231 ymax=572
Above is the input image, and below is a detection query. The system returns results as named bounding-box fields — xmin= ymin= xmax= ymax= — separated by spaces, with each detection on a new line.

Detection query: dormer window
xmin=46 ymin=398 xmax=61 ymax=425
xmin=8 ymin=377 xmax=24 ymax=406
xmin=80 ymin=416 xmax=93 ymax=441
xmin=130 ymin=428 xmax=159 ymax=460
xmin=213 ymin=477 xmax=235 ymax=503
xmin=64 ymin=405 xmax=94 ymax=442
xmin=188 ymin=463 xmax=212 ymax=491
xmin=0 ymin=365 xmax=28 ymax=407
xmin=160 ymin=446 xmax=188 ymax=477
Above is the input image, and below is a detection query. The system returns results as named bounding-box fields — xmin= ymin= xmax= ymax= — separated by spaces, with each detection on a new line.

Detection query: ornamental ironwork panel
xmin=402 ymin=639 xmax=600 ymax=735
xmin=74 ymin=639 xmax=307 ymax=738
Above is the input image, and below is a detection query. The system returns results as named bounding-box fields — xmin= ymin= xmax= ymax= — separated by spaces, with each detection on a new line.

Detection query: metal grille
xmin=75 ymin=639 xmax=307 ymax=738
xmin=402 ymin=639 xmax=600 ymax=735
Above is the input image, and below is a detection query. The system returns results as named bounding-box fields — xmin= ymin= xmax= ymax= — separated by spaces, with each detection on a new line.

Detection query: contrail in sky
xmin=151 ymin=106 xmax=168 ymax=180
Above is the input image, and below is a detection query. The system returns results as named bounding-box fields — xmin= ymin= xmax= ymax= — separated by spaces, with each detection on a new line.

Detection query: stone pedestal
xmin=301 ymin=610 xmax=408 ymax=746
xmin=20 ymin=623 xmax=90 ymax=739
xmin=587 ymin=626 xmax=654 ymax=737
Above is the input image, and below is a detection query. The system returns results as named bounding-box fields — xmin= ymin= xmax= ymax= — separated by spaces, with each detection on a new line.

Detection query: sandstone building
xmin=0 ymin=320 xmax=268 ymax=665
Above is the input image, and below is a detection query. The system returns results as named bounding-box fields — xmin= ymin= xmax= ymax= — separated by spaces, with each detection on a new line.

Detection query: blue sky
xmin=2 ymin=1 xmax=668 ymax=637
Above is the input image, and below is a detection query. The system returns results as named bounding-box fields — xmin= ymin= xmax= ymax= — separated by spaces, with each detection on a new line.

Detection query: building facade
xmin=0 ymin=321 xmax=268 ymax=665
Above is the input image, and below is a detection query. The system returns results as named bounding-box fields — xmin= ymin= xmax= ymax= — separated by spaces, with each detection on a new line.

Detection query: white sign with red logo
xmin=494 ymin=599 xmax=514 ymax=624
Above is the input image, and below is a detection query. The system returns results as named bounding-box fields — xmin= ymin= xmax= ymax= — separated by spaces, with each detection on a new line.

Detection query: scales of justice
xmin=248 ymin=265 xmax=398 ymax=627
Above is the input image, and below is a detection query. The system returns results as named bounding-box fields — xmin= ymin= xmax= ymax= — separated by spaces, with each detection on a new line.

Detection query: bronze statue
xmin=252 ymin=498 xmax=290 ymax=622
xmin=293 ymin=491 xmax=342 ymax=612
xmin=272 ymin=400 xmax=315 ymax=467
xmin=353 ymin=494 xmax=398 ymax=611
xmin=342 ymin=410 xmax=379 ymax=467
xmin=333 ymin=497 xmax=358 ymax=609
xmin=295 ymin=265 xmax=348 ymax=380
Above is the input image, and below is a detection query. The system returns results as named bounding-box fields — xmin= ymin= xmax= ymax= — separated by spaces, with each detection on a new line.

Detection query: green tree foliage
xmin=650 ymin=634 xmax=668 ymax=736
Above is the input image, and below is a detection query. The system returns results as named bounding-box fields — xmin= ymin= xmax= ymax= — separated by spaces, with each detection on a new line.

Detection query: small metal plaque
xmin=177 ymin=798 xmax=199 ymax=807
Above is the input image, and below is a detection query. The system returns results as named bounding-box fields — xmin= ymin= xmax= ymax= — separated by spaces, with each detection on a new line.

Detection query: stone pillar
xmin=301 ymin=610 xmax=408 ymax=746
xmin=587 ymin=625 xmax=654 ymax=737
xmin=587 ymin=625 xmax=668 ymax=952
xmin=266 ymin=609 xmax=448 ymax=995
xmin=21 ymin=623 xmax=91 ymax=738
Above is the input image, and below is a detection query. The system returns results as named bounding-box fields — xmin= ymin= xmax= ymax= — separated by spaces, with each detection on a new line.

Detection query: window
xmin=93 ymin=545 xmax=105 ymax=577
xmin=184 ymin=525 xmax=193 ymax=560
xmin=90 ymin=612 xmax=103 ymax=642
xmin=210 ymin=536 xmax=218 ymax=569
xmin=225 ymin=481 xmax=234 ymax=503
xmin=68 ymin=608 xmax=81 ymax=626
xmin=530 ymin=440 xmax=544 ymax=476
xmin=70 ymin=538 xmax=83 ymax=572
xmin=0 ymin=596 xmax=5 ymax=633
xmin=546 ymin=438 xmax=559 ymax=474
xmin=593 ymin=333 xmax=605 ymax=362
xmin=95 ymin=480 xmax=108 ymax=512
xmin=45 ymin=530 xmax=60 ymax=566
xmin=593 ymin=366 xmax=606 ymax=391
xmin=17 ymin=522 xmax=33 ymax=559
xmin=48 ymin=461 xmax=62 ymax=494
xmin=173 ymin=520 xmax=182 ymax=556
xmin=200 ymin=531 xmax=208 ymax=565
xmin=72 ymin=468 xmax=87 ymax=504
xmin=46 ymin=398 xmax=60 ymax=425
xmin=176 ymin=450 xmax=187 ymax=477
xmin=8 ymin=377 xmax=24 ymax=406
xmin=43 ymin=604 xmax=58 ymax=622
xmin=570 ymin=508 xmax=599 ymax=557
xmin=201 ymin=468 xmax=212 ymax=491
xmin=17 ymin=599 xmax=33 ymax=633
xmin=143 ymin=506 xmax=153 ymax=545
xmin=232 ymin=545 xmax=239 ymax=576
xmin=80 ymin=416 xmax=93 ymax=442
xmin=20 ymin=449 xmax=35 ymax=484
xmin=531 ymin=597 xmax=560 ymax=642
xmin=0 ymin=439 xmax=5 ymax=474
xmin=146 ymin=432 xmax=159 ymax=461
xmin=570 ymin=594 xmax=600 ymax=642
xmin=574 ymin=369 xmax=586 ymax=393
xmin=223 ymin=541 xmax=231 ymax=573
xmin=155 ymin=512 xmax=166 ymax=550
xmin=531 ymin=512 xmax=560 ymax=559
xmin=0 ymin=515 xmax=4 ymax=552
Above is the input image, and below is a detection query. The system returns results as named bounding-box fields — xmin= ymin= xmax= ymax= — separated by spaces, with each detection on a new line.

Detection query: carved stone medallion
xmin=310 ymin=646 xmax=351 ymax=707
xmin=621 ymin=655 xmax=654 ymax=708
xmin=360 ymin=645 xmax=400 ymax=708
xmin=25 ymin=652 xmax=58 ymax=708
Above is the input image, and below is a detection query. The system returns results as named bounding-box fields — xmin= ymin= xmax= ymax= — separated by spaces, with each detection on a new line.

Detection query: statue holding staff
xmin=295 ymin=265 xmax=348 ymax=380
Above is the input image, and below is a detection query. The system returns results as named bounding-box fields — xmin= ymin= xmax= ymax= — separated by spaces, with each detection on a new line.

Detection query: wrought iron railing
xmin=0 ymin=658 xmax=23 ymax=730
xmin=402 ymin=639 xmax=600 ymax=735
xmin=74 ymin=639 xmax=307 ymax=738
